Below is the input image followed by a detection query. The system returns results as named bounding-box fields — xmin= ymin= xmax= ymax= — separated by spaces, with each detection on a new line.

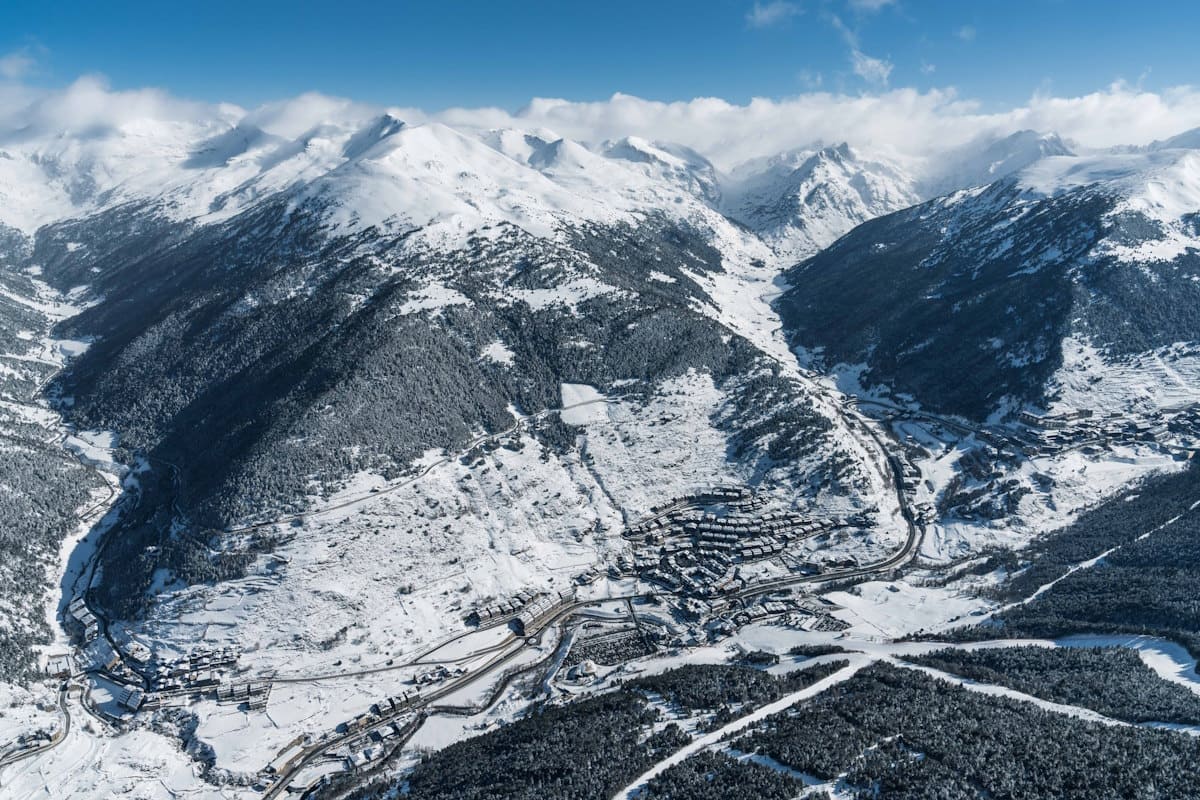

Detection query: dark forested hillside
xmin=343 ymin=691 xmax=685 ymax=800
xmin=0 ymin=238 xmax=106 ymax=683
xmin=945 ymin=461 xmax=1200 ymax=656
xmin=989 ymin=461 xmax=1200 ymax=603
xmin=38 ymin=204 xmax=751 ymax=526
xmin=641 ymin=751 xmax=807 ymax=800
xmin=338 ymin=660 xmax=1200 ymax=800
xmin=990 ymin=508 xmax=1200 ymax=656
xmin=17 ymin=199 xmax=839 ymax=620
xmin=908 ymin=645 xmax=1200 ymax=724
xmin=736 ymin=662 xmax=1200 ymax=799
xmin=627 ymin=660 xmax=846 ymax=714
xmin=775 ymin=178 xmax=1200 ymax=419
xmin=338 ymin=662 xmax=846 ymax=800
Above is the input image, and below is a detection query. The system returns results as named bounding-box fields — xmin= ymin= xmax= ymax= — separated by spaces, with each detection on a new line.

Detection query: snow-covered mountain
xmin=7 ymin=97 xmax=1200 ymax=800
xmin=7 ymin=108 xmax=917 ymax=658
xmin=920 ymin=129 xmax=1075 ymax=198
xmin=722 ymin=143 xmax=921 ymax=262
xmin=0 ymin=115 xmax=739 ymax=248
xmin=717 ymin=131 xmax=1075 ymax=264
xmin=777 ymin=144 xmax=1200 ymax=419
xmin=0 ymin=113 xmax=1085 ymax=264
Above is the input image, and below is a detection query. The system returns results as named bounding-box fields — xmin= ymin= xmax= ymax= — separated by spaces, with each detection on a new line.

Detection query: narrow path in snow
xmin=609 ymin=657 xmax=870 ymax=800
xmin=967 ymin=499 xmax=1200 ymax=627
xmin=887 ymin=658 xmax=1174 ymax=732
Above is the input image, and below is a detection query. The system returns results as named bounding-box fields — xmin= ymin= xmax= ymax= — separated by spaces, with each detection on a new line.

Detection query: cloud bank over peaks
xmin=421 ymin=83 xmax=1200 ymax=170
xmin=6 ymin=73 xmax=1200 ymax=176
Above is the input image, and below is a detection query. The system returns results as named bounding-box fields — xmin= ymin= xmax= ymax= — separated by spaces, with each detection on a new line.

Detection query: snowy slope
xmin=720 ymin=130 xmax=1080 ymax=264
xmin=7 ymin=98 xmax=1200 ymax=799
xmin=779 ymin=144 xmax=1200 ymax=420
xmin=722 ymin=143 xmax=920 ymax=262
xmin=922 ymin=129 xmax=1075 ymax=198
xmin=1 ymin=108 xmax=1085 ymax=266
xmin=1019 ymin=147 xmax=1200 ymax=263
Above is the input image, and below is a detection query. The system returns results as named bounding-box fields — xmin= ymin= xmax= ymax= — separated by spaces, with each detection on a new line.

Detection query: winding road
xmin=0 ymin=685 xmax=73 ymax=770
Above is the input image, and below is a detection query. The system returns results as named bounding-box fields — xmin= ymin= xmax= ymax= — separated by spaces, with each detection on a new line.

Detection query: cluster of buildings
xmin=896 ymin=459 xmax=923 ymax=493
xmin=698 ymin=594 xmax=849 ymax=642
xmin=1018 ymin=408 xmax=1094 ymax=429
xmin=149 ymin=647 xmax=238 ymax=694
xmin=682 ymin=507 xmax=830 ymax=543
xmin=333 ymin=696 xmax=425 ymax=772
xmin=466 ymin=588 xmax=543 ymax=625
xmin=514 ymin=588 xmax=575 ymax=634
xmin=640 ymin=549 xmax=742 ymax=598
xmin=337 ymin=691 xmax=422 ymax=743
xmin=370 ymin=689 xmax=420 ymax=716
xmin=414 ymin=665 xmax=466 ymax=685
xmin=1016 ymin=407 xmax=1166 ymax=456
xmin=572 ymin=568 xmax=601 ymax=586
xmin=216 ymin=679 xmax=272 ymax=710
xmin=625 ymin=485 xmax=763 ymax=541
xmin=343 ymin=740 xmax=389 ymax=772
xmin=341 ymin=715 xmax=422 ymax=773
xmin=467 ymin=587 xmax=576 ymax=631
xmin=1168 ymin=404 xmax=1200 ymax=440
xmin=730 ymin=598 xmax=793 ymax=626
xmin=66 ymin=597 xmax=99 ymax=643
xmin=615 ymin=487 xmax=844 ymax=600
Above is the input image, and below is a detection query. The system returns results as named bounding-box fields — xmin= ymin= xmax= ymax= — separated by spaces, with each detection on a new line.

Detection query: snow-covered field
xmin=1052 ymin=337 xmax=1200 ymax=414
xmin=1 ymin=709 xmax=223 ymax=800
xmin=113 ymin=370 xmax=836 ymax=776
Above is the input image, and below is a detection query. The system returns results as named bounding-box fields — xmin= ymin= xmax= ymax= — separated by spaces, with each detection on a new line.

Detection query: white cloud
xmin=746 ymin=1 xmax=802 ymax=28
xmin=851 ymin=49 xmax=893 ymax=85
xmin=0 ymin=51 xmax=35 ymax=81
xmin=798 ymin=69 xmax=824 ymax=90
xmin=847 ymin=0 xmax=895 ymax=12
xmin=829 ymin=15 xmax=890 ymax=86
xmin=920 ymin=61 xmax=936 ymax=75
xmin=956 ymin=25 xmax=976 ymax=42
xmin=6 ymin=73 xmax=1200 ymax=175
xmin=241 ymin=92 xmax=376 ymax=138
xmin=416 ymin=82 xmax=1200 ymax=170
xmin=0 ymin=75 xmax=231 ymax=141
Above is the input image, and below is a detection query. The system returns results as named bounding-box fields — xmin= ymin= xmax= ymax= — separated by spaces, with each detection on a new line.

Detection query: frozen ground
xmin=119 ymin=370 xmax=854 ymax=776
xmin=1051 ymin=336 xmax=1200 ymax=415
xmin=0 ymin=684 xmax=58 ymax=754
xmin=0 ymin=703 xmax=226 ymax=800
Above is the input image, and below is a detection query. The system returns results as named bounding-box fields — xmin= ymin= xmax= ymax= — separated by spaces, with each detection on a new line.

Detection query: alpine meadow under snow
xmin=2 ymin=73 xmax=1200 ymax=800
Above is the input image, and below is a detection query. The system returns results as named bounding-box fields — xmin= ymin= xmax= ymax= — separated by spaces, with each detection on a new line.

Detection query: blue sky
xmin=0 ymin=0 xmax=1194 ymax=110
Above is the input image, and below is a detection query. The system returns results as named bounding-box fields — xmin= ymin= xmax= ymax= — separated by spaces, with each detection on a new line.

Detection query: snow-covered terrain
xmin=0 ymin=106 xmax=1107 ymax=264
xmin=722 ymin=144 xmax=920 ymax=262
xmin=4 ymin=92 xmax=1200 ymax=800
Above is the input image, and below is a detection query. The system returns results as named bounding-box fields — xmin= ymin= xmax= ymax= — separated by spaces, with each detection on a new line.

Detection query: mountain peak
xmin=342 ymin=113 xmax=405 ymax=160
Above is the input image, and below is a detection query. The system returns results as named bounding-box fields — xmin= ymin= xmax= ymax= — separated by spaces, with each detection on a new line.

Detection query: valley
xmin=0 ymin=103 xmax=1199 ymax=800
